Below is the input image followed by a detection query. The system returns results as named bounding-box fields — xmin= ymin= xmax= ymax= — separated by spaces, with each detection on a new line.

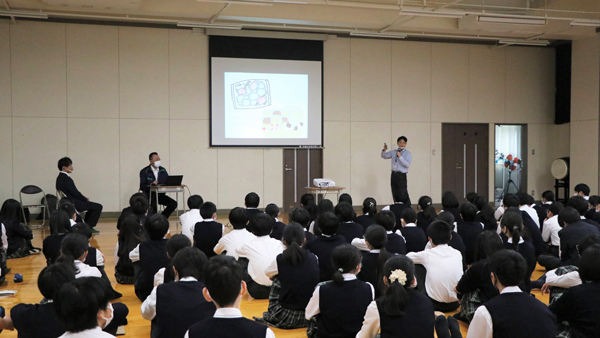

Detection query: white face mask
xmin=100 ymin=303 xmax=114 ymax=329
xmin=398 ymin=147 xmax=405 ymax=151
xmin=153 ymin=160 xmax=161 ymax=169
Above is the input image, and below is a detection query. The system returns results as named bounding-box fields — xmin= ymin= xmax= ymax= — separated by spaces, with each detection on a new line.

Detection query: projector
xmin=313 ymin=178 xmax=335 ymax=188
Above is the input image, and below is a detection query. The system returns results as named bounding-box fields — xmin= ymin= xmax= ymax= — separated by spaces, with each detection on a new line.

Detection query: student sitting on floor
xmin=416 ymin=196 xmax=437 ymax=235
xmin=357 ymin=225 xmax=392 ymax=298
xmin=305 ymin=244 xmax=374 ymax=338
xmin=57 ymin=233 xmax=102 ymax=279
xmin=114 ymin=215 xmax=146 ymax=284
xmin=383 ymin=191 xmax=411 ymax=230
xmin=142 ymin=247 xmax=216 ymax=338
xmin=257 ymin=224 xmax=320 ymax=329
xmin=71 ymin=223 xmax=106 ymax=277
xmin=356 ymin=255 xmax=435 ymax=338
xmin=399 ymin=208 xmax=428 ymax=254
xmin=541 ymin=202 xmax=564 ymax=258
xmin=244 ymin=192 xmax=264 ymax=227
xmin=116 ymin=192 xmax=152 ymax=231
xmin=236 ymin=213 xmax=284 ymax=299
xmin=288 ymin=207 xmax=315 ymax=243
xmin=265 ymin=203 xmax=286 ymax=241
xmin=153 ymin=234 xmax=192 ymax=287
xmin=466 ymin=250 xmax=557 ymax=338
xmin=193 ymin=202 xmax=224 ymax=259
xmin=304 ymin=212 xmax=347 ymax=281
xmin=474 ymin=196 xmax=498 ymax=232
xmin=1 ymin=199 xmax=39 ymax=258
xmin=440 ymin=191 xmax=461 ymax=223
xmin=355 ymin=198 xmax=377 ymax=233
xmin=502 ymin=194 xmax=546 ymax=257
xmin=406 ymin=221 xmax=463 ymax=312
xmin=43 ymin=210 xmax=72 ymax=265
xmin=184 ymin=255 xmax=276 ymax=338
xmin=500 ymin=209 xmax=536 ymax=293
xmin=130 ymin=214 xmax=170 ymax=301
xmin=335 ymin=202 xmax=363 ymax=244
xmin=434 ymin=212 xmax=467 ymax=267
xmin=213 ymin=207 xmax=255 ymax=260
xmin=179 ymin=194 xmax=203 ymax=243
xmin=352 ymin=210 xmax=407 ymax=255
xmin=456 ymin=203 xmax=484 ymax=265
xmin=59 ymin=202 xmax=78 ymax=227
xmin=309 ymin=199 xmax=335 ymax=236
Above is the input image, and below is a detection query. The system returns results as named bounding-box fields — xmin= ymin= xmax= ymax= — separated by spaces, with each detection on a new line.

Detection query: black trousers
xmin=104 ymin=302 xmax=129 ymax=335
xmin=538 ymin=253 xmax=562 ymax=271
xmin=391 ymin=171 xmax=410 ymax=204
xmin=73 ymin=199 xmax=103 ymax=228
xmin=149 ymin=192 xmax=178 ymax=218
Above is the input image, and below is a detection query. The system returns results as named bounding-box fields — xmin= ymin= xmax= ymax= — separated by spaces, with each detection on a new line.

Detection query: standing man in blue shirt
xmin=381 ymin=136 xmax=412 ymax=204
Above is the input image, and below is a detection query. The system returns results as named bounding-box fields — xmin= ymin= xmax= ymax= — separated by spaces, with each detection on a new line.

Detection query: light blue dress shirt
xmin=381 ymin=149 xmax=412 ymax=173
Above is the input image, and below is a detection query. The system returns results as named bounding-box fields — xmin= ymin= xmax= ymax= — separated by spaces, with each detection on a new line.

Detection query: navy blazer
xmin=139 ymin=165 xmax=169 ymax=194
xmin=56 ymin=172 xmax=86 ymax=202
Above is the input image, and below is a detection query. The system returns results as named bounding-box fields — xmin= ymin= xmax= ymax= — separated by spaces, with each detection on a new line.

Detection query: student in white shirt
xmin=517 ymin=192 xmax=540 ymax=228
xmin=57 ymin=233 xmax=102 ymax=279
xmin=213 ymin=207 xmax=256 ymax=260
xmin=542 ymin=202 xmax=564 ymax=257
xmin=573 ymin=183 xmax=590 ymax=200
xmin=179 ymin=195 xmax=204 ymax=243
xmin=54 ymin=277 xmax=117 ymax=338
xmin=184 ymin=255 xmax=275 ymax=338
xmin=406 ymin=221 xmax=463 ymax=312
xmin=153 ymin=234 xmax=192 ymax=287
xmin=236 ymin=213 xmax=284 ymax=299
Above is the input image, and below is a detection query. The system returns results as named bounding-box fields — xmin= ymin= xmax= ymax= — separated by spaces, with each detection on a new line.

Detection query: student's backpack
xmin=36 ymin=194 xmax=58 ymax=220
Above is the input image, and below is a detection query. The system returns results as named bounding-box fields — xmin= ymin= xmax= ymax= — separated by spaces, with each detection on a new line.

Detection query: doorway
xmin=494 ymin=124 xmax=528 ymax=204
xmin=442 ymin=124 xmax=489 ymax=202
xmin=283 ymin=148 xmax=323 ymax=212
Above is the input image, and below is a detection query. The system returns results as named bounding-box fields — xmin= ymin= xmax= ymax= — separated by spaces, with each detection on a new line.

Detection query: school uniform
xmin=467 ymin=286 xmax=556 ymax=338
xmin=475 ymin=213 xmax=497 ymax=232
xmin=139 ymin=165 xmax=177 ymax=218
xmin=10 ymin=301 xmax=66 ymax=338
xmin=442 ymin=207 xmax=462 ymax=224
xmin=185 ymin=308 xmax=275 ymax=338
xmin=304 ymin=234 xmax=347 ymax=281
xmin=549 ymin=281 xmax=600 ymax=338
xmin=423 ymin=231 xmax=467 ymax=269
xmin=74 ymin=260 xmax=102 ymax=278
xmin=141 ymin=277 xmax=216 ymax=338
xmin=456 ymin=259 xmax=499 ymax=304
xmin=455 ymin=220 xmax=484 ymax=265
xmin=542 ymin=215 xmax=561 ymax=257
xmin=4 ymin=219 xmax=33 ymax=258
xmin=304 ymin=229 xmax=316 ymax=244
xmin=56 ymin=171 xmax=103 ymax=228
xmin=336 ymin=221 xmax=364 ymax=244
xmin=213 ymin=228 xmax=256 ymax=259
xmin=355 ymin=214 xmax=376 ymax=232
xmin=503 ymin=238 xmax=536 ymax=293
xmin=356 ymin=288 xmax=435 ymax=338
xmin=270 ymin=219 xmax=286 ymax=240
xmin=399 ymin=223 xmax=428 ymax=253
xmin=59 ymin=327 xmax=115 ymax=338
xmin=131 ymin=238 xmax=170 ymax=301
xmin=351 ymin=231 xmax=407 ymax=255
xmin=179 ymin=209 xmax=202 ymax=243
xmin=357 ymin=250 xmax=396 ymax=298
xmin=519 ymin=205 xmax=540 ymax=228
xmin=305 ymin=274 xmax=374 ymax=338
xmin=116 ymin=206 xmax=151 ymax=231
xmin=581 ymin=216 xmax=600 ymax=230
xmin=115 ymin=244 xmax=136 ymax=284
xmin=42 ymin=233 xmax=67 ymax=265
xmin=236 ymin=235 xmax=284 ymax=299
xmin=83 ymin=247 xmax=104 ymax=267
xmin=416 ymin=212 xmax=435 ymax=235
xmin=558 ymin=220 xmax=600 ymax=266
xmin=193 ymin=219 xmax=224 ymax=258
xmin=533 ymin=204 xmax=547 ymax=230
xmin=384 ymin=203 xmax=411 ymax=231
xmin=520 ymin=211 xmax=546 ymax=256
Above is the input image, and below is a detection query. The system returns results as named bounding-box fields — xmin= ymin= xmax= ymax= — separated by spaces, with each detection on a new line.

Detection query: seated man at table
xmin=139 ymin=152 xmax=177 ymax=218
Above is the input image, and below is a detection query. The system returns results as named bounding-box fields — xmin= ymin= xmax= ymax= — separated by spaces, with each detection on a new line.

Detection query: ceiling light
xmin=0 ymin=10 xmax=48 ymax=19
xmin=177 ymin=21 xmax=243 ymax=29
xmin=196 ymin=0 xmax=273 ymax=6
xmin=570 ymin=19 xmax=600 ymax=27
xmin=400 ymin=9 xmax=465 ymax=19
xmin=350 ymin=31 xmax=407 ymax=39
xmin=478 ymin=15 xmax=546 ymax=25
xmin=498 ymin=38 xmax=550 ymax=46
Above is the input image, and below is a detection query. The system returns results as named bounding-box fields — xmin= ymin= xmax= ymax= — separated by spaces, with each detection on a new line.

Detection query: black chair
xmin=19 ymin=185 xmax=49 ymax=227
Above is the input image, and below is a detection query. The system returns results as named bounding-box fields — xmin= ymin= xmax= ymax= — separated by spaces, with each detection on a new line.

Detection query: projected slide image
xmin=224 ymin=72 xmax=308 ymax=139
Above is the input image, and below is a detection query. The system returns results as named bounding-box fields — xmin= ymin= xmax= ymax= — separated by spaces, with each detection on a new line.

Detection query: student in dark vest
xmin=399 ymin=208 xmax=428 ymax=254
xmin=184 ymin=255 xmax=275 ymax=338
xmin=257 ymin=224 xmax=320 ymax=329
xmin=416 ymin=196 xmax=437 ymax=235
xmin=117 ymin=193 xmax=151 ymax=231
xmin=586 ymin=195 xmax=600 ymax=222
xmin=1 ymin=263 xmax=74 ymax=337
xmin=154 ymin=234 xmax=192 ymax=287
xmin=141 ymin=247 xmax=216 ymax=338
xmin=335 ymin=202 xmax=364 ymax=244
xmin=441 ymin=191 xmax=461 ymax=223
xmin=355 ymin=198 xmax=377 ymax=232
xmin=59 ymin=202 xmax=78 ymax=228
xmin=43 ymin=210 xmax=72 ymax=265
xmin=356 ymin=255 xmax=435 ymax=338
xmin=499 ymin=209 xmax=536 ymax=293
xmin=502 ymin=194 xmax=546 ymax=257
xmin=115 ymin=215 xmax=146 ymax=284
xmin=193 ymin=202 xmax=224 ymax=259
xmin=71 ymin=223 xmax=107 ymax=275
xmin=304 ymin=212 xmax=347 ymax=281
xmin=357 ymin=225 xmax=392 ymax=298
xmin=435 ymin=212 xmax=467 ymax=268
xmin=289 ymin=207 xmax=315 ymax=243
xmin=130 ymin=214 xmax=170 ymax=301
xmin=454 ymin=231 xmax=503 ymax=323
xmin=265 ymin=203 xmax=286 ymax=241
xmin=310 ymin=199 xmax=335 ymax=236
xmin=466 ymin=250 xmax=556 ymax=338
xmin=305 ymin=244 xmax=374 ymax=338
xmin=352 ymin=210 xmax=407 ymax=255
xmin=244 ymin=192 xmax=263 ymax=233
xmin=385 ymin=191 xmax=411 ymax=230
xmin=549 ymin=244 xmax=600 ymax=338
xmin=541 ymin=190 xmax=555 ymax=212
xmin=474 ymin=196 xmax=498 ymax=232
xmin=456 ymin=203 xmax=484 ymax=266
xmin=567 ymin=195 xmax=600 ymax=229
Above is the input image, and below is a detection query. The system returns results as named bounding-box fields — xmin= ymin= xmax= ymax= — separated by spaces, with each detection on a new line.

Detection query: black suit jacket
xmin=521 ymin=211 xmax=546 ymax=257
xmin=558 ymin=220 xmax=600 ymax=266
xmin=139 ymin=165 xmax=169 ymax=194
xmin=56 ymin=172 xmax=86 ymax=202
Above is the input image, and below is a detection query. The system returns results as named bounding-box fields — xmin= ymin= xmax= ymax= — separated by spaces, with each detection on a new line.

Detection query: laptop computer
xmin=163 ymin=175 xmax=183 ymax=186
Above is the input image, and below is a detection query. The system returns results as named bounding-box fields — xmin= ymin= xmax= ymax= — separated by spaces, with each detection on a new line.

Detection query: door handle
xmin=285 ymin=168 xmax=292 ymax=171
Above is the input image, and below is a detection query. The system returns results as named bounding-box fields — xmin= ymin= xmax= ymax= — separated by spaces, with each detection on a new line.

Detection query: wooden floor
xmin=0 ymin=217 xmax=549 ymax=338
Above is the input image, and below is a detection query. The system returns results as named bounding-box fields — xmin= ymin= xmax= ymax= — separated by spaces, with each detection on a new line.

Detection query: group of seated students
xmin=0 ymin=184 xmax=599 ymax=338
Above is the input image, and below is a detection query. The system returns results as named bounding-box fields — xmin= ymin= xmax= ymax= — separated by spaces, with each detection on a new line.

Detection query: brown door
xmin=283 ymin=148 xmax=323 ymax=212
xmin=442 ymin=124 xmax=489 ymax=201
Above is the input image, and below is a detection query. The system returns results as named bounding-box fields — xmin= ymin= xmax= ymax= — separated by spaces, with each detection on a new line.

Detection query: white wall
xmin=0 ymin=19 xmax=562 ymax=211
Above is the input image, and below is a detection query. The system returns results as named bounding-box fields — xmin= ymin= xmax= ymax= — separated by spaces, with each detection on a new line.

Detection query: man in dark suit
xmin=55 ymin=157 xmax=103 ymax=232
xmin=139 ymin=152 xmax=177 ymax=218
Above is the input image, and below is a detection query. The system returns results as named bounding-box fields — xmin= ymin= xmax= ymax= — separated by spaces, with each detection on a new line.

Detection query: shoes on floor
xmin=91 ymin=228 xmax=100 ymax=234
xmin=252 ymin=316 xmax=267 ymax=324
xmin=28 ymin=247 xmax=42 ymax=255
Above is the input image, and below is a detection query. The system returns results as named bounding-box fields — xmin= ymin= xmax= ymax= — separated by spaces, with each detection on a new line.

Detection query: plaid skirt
xmin=263 ymin=277 xmax=310 ymax=329
xmin=549 ymin=265 xmax=579 ymax=338
xmin=457 ymin=289 xmax=483 ymax=323
xmin=7 ymin=241 xmax=30 ymax=259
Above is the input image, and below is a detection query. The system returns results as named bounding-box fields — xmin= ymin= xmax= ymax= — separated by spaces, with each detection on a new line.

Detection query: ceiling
xmin=3 ymin=0 xmax=600 ymax=44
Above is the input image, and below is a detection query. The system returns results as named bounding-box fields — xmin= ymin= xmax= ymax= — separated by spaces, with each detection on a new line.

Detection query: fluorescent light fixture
xmin=570 ymin=19 xmax=600 ymax=27
xmin=177 ymin=21 xmax=242 ymax=29
xmin=0 ymin=10 xmax=48 ymax=19
xmin=478 ymin=15 xmax=546 ymax=25
xmin=401 ymin=9 xmax=465 ymax=19
xmin=196 ymin=0 xmax=273 ymax=5
xmin=350 ymin=31 xmax=407 ymax=39
xmin=498 ymin=38 xmax=550 ymax=46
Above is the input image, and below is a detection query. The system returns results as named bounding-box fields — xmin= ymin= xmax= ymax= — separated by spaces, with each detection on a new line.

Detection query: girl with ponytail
xmin=356 ymin=198 xmax=378 ymax=232
xmin=500 ymin=209 xmax=536 ymax=292
xmin=257 ymin=224 xmax=320 ymax=329
xmin=358 ymin=225 xmax=392 ymax=297
xmin=356 ymin=255 xmax=435 ymax=338
xmin=305 ymin=244 xmax=374 ymax=338
xmin=416 ymin=196 xmax=437 ymax=235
